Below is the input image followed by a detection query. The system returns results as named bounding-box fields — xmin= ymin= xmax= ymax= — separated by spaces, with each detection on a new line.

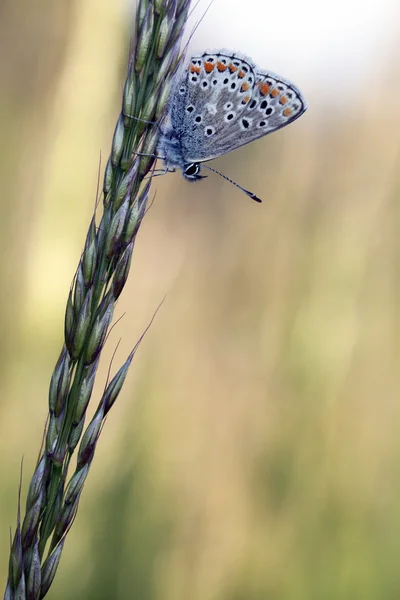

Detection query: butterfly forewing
xmin=171 ymin=52 xmax=257 ymax=162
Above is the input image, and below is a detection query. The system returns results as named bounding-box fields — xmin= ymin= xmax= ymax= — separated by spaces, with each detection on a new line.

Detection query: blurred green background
xmin=1 ymin=1 xmax=400 ymax=599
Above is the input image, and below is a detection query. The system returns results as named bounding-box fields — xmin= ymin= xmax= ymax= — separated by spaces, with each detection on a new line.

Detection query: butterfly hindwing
xmin=239 ymin=70 xmax=307 ymax=139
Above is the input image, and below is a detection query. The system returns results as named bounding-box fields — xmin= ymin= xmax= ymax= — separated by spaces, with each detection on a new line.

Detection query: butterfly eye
xmin=184 ymin=163 xmax=200 ymax=177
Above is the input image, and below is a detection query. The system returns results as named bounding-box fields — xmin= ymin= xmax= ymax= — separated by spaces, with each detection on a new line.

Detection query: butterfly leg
xmin=142 ymin=168 xmax=176 ymax=181
xmin=134 ymin=151 xmax=166 ymax=160
xmin=123 ymin=113 xmax=166 ymax=135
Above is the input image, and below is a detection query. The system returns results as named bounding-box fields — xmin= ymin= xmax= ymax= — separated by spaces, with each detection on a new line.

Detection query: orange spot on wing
xmin=283 ymin=107 xmax=293 ymax=117
xmin=259 ymin=83 xmax=271 ymax=96
xmin=241 ymin=95 xmax=250 ymax=104
xmin=270 ymin=88 xmax=280 ymax=97
xmin=190 ymin=65 xmax=201 ymax=74
xmin=229 ymin=63 xmax=238 ymax=73
xmin=217 ymin=61 xmax=228 ymax=72
xmin=204 ymin=62 xmax=215 ymax=73
xmin=241 ymin=82 xmax=250 ymax=92
xmin=279 ymin=96 xmax=289 ymax=104
xmin=238 ymin=70 xmax=245 ymax=78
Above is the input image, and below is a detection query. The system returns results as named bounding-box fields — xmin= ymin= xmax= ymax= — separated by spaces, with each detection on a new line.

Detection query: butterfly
xmin=157 ymin=50 xmax=307 ymax=202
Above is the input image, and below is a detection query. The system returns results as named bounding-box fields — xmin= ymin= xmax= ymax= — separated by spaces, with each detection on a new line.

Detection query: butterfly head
xmin=182 ymin=163 xmax=207 ymax=182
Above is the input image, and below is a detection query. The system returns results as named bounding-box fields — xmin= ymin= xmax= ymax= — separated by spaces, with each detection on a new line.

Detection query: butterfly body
xmin=157 ymin=50 xmax=307 ymax=197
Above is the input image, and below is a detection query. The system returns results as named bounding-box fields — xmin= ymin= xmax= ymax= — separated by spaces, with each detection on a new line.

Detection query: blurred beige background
xmin=1 ymin=0 xmax=400 ymax=598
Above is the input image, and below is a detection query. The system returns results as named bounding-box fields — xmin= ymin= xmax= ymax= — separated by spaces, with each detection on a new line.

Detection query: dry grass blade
xmin=3 ymin=1 xmax=192 ymax=598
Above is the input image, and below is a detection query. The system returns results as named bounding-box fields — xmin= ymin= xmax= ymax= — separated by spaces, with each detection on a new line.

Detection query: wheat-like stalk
xmin=4 ymin=1 xmax=192 ymax=598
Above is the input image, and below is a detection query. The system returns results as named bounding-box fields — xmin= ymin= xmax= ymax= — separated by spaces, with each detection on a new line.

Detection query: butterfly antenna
xmin=202 ymin=165 xmax=262 ymax=203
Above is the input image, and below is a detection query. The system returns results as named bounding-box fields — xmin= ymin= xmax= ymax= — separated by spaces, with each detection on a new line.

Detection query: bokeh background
xmin=1 ymin=0 xmax=400 ymax=598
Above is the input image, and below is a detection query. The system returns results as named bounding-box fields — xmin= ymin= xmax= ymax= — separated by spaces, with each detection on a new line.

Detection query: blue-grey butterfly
xmin=158 ymin=50 xmax=308 ymax=202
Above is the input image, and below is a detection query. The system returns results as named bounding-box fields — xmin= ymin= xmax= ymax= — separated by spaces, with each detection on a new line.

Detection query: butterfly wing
xmin=232 ymin=68 xmax=308 ymax=141
xmin=170 ymin=51 xmax=258 ymax=162
xmin=170 ymin=51 xmax=307 ymax=164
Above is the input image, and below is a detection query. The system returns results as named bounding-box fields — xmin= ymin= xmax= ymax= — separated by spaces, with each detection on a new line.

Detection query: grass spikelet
xmin=3 ymin=1 xmax=192 ymax=597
